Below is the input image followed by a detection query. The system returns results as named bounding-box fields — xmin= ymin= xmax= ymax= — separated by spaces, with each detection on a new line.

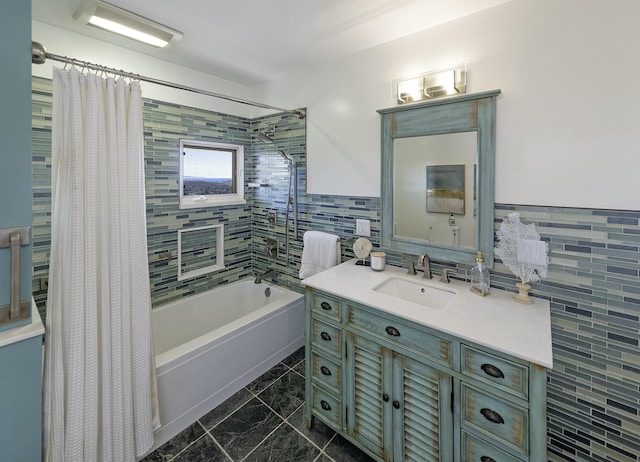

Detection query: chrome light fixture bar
xmin=394 ymin=64 xmax=467 ymax=104
xmin=74 ymin=0 xmax=183 ymax=48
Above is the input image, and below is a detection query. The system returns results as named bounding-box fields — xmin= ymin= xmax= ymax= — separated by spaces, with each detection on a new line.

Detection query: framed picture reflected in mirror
xmin=426 ymin=164 xmax=465 ymax=214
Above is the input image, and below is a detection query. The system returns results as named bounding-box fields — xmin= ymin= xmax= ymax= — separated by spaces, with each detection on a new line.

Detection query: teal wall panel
xmin=0 ymin=0 xmax=32 ymax=317
xmin=0 ymin=335 xmax=43 ymax=462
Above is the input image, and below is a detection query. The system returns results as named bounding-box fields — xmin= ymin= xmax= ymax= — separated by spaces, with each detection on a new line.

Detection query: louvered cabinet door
xmin=392 ymin=353 xmax=454 ymax=462
xmin=347 ymin=333 xmax=393 ymax=461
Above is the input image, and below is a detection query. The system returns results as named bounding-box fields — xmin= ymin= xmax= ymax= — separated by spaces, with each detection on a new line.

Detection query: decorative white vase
xmin=515 ymin=282 xmax=533 ymax=304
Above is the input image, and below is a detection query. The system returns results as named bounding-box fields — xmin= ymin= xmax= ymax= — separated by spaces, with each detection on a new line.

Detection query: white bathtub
xmin=150 ymin=278 xmax=304 ymax=451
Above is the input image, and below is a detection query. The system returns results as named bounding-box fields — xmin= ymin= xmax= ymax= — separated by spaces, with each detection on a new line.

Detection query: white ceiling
xmin=32 ymin=0 xmax=511 ymax=86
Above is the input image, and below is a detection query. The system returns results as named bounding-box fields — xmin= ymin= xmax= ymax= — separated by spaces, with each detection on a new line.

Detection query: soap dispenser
xmin=470 ymin=251 xmax=490 ymax=297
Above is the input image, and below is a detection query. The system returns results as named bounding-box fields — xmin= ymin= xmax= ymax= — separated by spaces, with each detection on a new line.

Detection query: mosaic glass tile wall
xmin=31 ymin=76 xmax=639 ymax=460
xmin=495 ymin=205 xmax=640 ymax=462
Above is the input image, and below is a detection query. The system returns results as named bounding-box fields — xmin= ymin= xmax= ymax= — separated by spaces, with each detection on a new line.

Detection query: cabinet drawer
xmin=312 ymin=386 xmax=342 ymax=429
xmin=462 ymin=431 xmax=523 ymax=462
xmin=347 ymin=304 xmax=453 ymax=367
xmin=311 ymin=351 xmax=341 ymax=393
xmin=311 ymin=292 xmax=341 ymax=321
xmin=311 ymin=318 xmax=342 ymax=357
xmin=461 ymin=345 xmax=529 ymax=400
xmin=462 ymin=385 xmax=529 ymax=454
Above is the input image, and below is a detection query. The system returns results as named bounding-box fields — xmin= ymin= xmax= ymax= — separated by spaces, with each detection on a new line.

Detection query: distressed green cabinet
xmin=346 ymin=333 xmax=453 ymax=461
xmin=305 ymin=288 xmax=548 ymax=462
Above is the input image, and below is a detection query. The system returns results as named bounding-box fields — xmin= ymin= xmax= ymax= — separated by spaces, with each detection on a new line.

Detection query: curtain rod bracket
xmin=31 ymin=41 xmax=306 ymax=119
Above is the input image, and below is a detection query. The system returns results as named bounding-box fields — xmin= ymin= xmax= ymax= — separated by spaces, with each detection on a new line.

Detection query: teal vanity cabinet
xmin=304 ymin=285 xmax=550 ymax=462
xmin=345 ymin=303 xmax=455 ymax=461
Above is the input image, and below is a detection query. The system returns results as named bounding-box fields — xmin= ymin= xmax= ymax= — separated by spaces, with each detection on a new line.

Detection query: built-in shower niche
xmin=177 ymin=224 xmax=225 ymax=281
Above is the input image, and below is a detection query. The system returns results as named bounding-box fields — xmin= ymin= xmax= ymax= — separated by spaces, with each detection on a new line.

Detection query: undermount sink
xmin=372 ymin=277 xmax=455 ymax=309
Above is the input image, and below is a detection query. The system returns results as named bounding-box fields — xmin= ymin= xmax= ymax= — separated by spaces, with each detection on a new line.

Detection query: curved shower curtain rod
xmin=31 ymin=41 xmax=306 ymax=119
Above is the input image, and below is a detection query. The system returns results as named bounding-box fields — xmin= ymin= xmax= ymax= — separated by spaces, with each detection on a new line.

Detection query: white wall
xmin=32 ymin=21 xmax=258 ymax=118
xmin=255 ymin=0 xmax=640 ymax=210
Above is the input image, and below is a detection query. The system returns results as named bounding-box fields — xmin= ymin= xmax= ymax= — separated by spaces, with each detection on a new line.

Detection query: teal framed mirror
xmin=378 ymin=89 xmax=501 ymax=267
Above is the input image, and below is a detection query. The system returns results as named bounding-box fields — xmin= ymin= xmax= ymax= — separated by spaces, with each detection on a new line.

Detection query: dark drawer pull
xmin=481 ymin=363 xmax=505 ymax=379
xmin=320 ymin=400 xmax=331 ymax=411
xmin=480 ymin=408 xmax=504 ymax=425
xmin=320 ymin=366 xmax=332 ymax=376
xmin=385 ymin=326 xmax=401 ymax=337
xmin=382 ymin=393 xmax=389 ymax=402
xmin=320 ymin=331 xmax=331 ymax=341
xmin=480 ymin=457 xmax=496 ymax=462
xmin=320 ymin=301 xmax=332 ymax=311
xmin=393 ymin=400 xmax=400 ymax=409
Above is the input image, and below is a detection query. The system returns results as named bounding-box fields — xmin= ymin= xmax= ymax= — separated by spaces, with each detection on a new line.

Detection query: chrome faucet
xmin=418 ymin=253 xmax=432 ymax=279
xmin=254 ymin=268 xmax=275 ymax=284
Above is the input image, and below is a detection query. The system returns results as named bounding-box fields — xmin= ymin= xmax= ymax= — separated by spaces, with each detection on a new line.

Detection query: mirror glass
xmin=393 ymin=132 xmax=477 ymax=249
xmin=378 ymin=90 xmax=500 ymax=267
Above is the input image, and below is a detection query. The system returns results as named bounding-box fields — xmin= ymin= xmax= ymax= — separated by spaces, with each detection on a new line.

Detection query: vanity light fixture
xmin=73 ymin=0 xmax=183 ymax=48
xmin=394 ymin=64 xmax=467 ymax=104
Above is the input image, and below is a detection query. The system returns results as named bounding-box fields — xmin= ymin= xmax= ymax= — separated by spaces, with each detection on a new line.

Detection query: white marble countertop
xmin=302 ymin=259 xmax=553 ymax=369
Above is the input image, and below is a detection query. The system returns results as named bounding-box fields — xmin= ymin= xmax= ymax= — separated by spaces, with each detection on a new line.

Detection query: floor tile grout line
xmin=238 ymin=418 xmax=288 ymax=462
xmin=245 ymin=362 xmax=292 ymax=395
xmin=203 ymin=427 xmax=234 ymax=462
xmin=199 ymin=383 xmax=269 ymax=435
xmin=252 ymin=394 xmax=333 ymax=458
xmin=165 ymin=428 xmax=209 ymax=462
xmin=283 ymin=402 xmax=331 ymax=453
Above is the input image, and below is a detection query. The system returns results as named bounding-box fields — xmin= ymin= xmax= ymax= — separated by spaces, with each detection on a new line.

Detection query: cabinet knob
xmin=320 ymin=301 xmax=332 ymax=311
xmin=480 ymin=457 xmax=497 ymax=462
xmin=320 ymin=366 xmax=332 ymax=376
xmin=320 ymin=400 xmax=331 ymax=411
xmin=320 ymin=331 xmax=332 ymax=341
xmin=382 ymin=393 xmax=389 ymax=402
xmin=481 ymin=363 xmax=505 ymax=379
xmin=480 ymin=408 xmax=505 ymax=425
xmin=393 ymin=400 xmax=400 ymax=409
xmin=385 ymin=326 xmax=401 ymax=337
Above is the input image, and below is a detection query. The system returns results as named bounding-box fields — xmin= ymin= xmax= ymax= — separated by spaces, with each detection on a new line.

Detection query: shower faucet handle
xmin=266 ymin=238 xmax=278 ymax=259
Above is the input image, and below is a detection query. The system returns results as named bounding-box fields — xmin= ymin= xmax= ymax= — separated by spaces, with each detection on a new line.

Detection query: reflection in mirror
xmin=393 ymin=132 xmax=477 ymax=249
xmin=378 ymin=90 xmax=500 ymax=267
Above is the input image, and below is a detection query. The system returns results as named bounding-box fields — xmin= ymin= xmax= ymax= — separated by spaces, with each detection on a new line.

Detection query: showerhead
xmin=277 ymin=150 xmax=293 ymax=166
xmin=254 ymin=132 xmax=275 ymax=143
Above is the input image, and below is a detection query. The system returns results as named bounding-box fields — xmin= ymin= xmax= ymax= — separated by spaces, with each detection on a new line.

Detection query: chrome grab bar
xmin=0 ymin=226 xmax=31 ymax=325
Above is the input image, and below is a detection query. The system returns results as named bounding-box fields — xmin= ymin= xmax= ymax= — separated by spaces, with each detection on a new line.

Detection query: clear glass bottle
xmin=470 ymin=251 xmax=490 ymax=296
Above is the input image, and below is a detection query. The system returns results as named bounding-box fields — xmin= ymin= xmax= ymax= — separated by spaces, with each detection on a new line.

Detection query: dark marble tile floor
xmin=141 ymin=347 xmax=375 ymax=462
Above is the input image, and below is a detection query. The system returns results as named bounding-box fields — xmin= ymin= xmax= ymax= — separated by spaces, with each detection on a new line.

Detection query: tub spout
xmin=254 ymin=268 xmax=276 ymax=284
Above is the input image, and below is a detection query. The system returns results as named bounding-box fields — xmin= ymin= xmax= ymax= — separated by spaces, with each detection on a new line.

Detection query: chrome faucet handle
xmin=402 ymin=257 xmax=417 ymax=275
xmin=440 ymin=268 xmax=453 ymax=284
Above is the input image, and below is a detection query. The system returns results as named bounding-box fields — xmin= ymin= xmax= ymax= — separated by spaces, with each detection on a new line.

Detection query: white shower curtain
xmin=44 ymin=67 xmax=159 ymax=462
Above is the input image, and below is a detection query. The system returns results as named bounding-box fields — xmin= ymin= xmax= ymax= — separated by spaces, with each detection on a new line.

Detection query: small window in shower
xmin=179 ymin=139 xmax=245 ymax=209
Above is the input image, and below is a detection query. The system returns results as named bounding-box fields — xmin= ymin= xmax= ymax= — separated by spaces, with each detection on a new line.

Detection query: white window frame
xmin=179 ymin=139 xmax=245 ymax=209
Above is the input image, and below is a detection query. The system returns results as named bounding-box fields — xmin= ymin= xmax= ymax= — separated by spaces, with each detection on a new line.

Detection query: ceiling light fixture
xmin=73 ymin=0 xmax=183 ymax=48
